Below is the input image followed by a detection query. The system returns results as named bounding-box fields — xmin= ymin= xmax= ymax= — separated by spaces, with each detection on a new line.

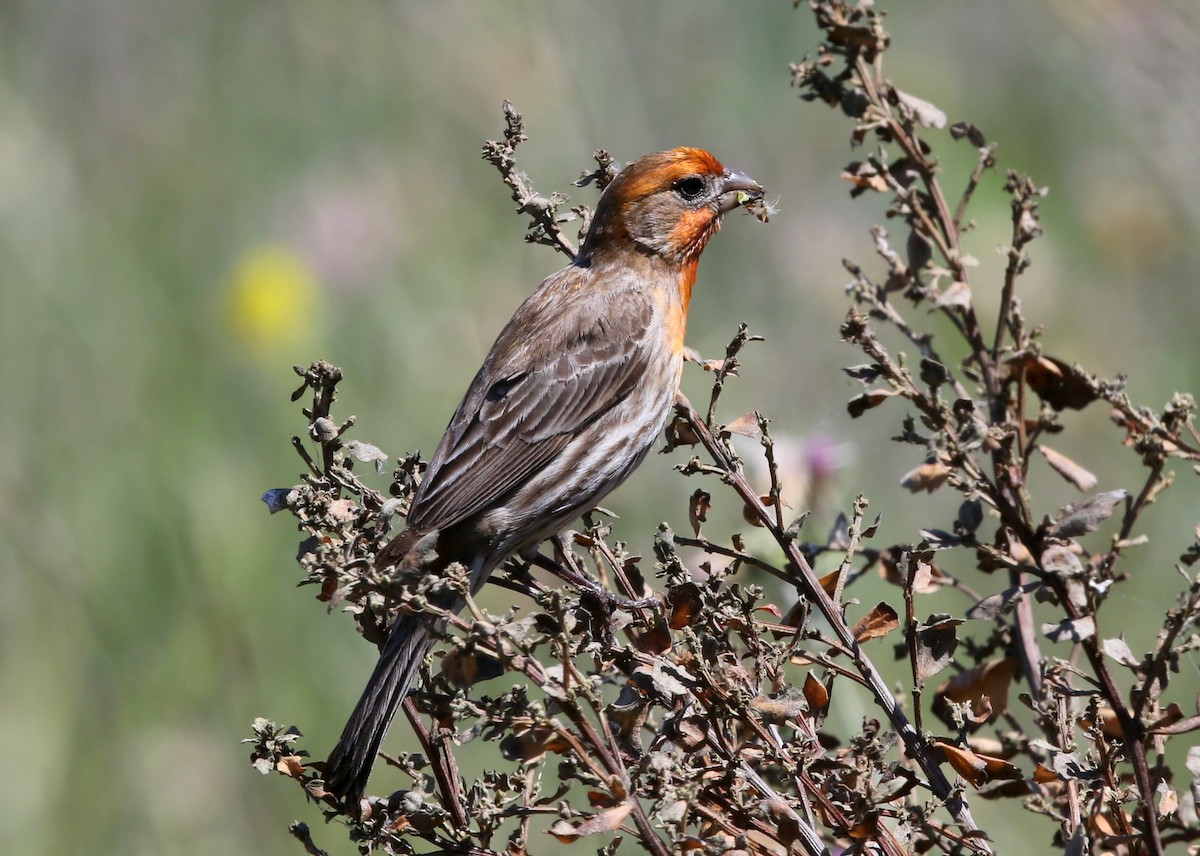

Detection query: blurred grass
xmin=1 ymin=1 xmax=1198 ymax=853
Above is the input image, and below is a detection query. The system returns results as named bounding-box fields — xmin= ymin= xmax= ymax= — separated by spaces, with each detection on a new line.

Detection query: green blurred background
xmin=3 ymin=1 xmax=1199 ymax=853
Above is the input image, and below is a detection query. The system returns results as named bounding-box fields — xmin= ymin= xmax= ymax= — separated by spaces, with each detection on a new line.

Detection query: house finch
xmin=325 ymin=147 xmax=764 ymax=805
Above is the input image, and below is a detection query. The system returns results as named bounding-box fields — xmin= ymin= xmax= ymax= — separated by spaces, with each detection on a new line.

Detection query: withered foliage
xmin=250 ymin=4 xmax=1200 ymax=854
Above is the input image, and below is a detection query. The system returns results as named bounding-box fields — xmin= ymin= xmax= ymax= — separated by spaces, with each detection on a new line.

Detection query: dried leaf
xmin=634 ymin=623 xmax=672 ymax=656
xmin=936 ymin=741 xmax=1021 ymax=788
xmin=1012 ymin=354 xmax=1099 ymax=411
xmin=1042 ymin=616 xmax=1096 ymax=644
xmin=900 ymin=459 xmax=950 ymax=494
xmin=847 ymin=389 xmax=897 ymax=418
xmin=842 ymin=160 xmax=888 ymax=193
xmin=817 ymin=569 xmax=840 ymax=596
xmin=1037 ymin=445 xmax=1098 ymax=491
xmin=1157 ymin=782 xmax=1178 ymax=818
xmin=933 ymin=657 xmax=1018 ymax=727
xmin=343 ymin=440 xmax=389 ymax=473
xmin=802 ymin=672 xmax=830 ymax=712
xmin=852 ymin=602 xmax=899 ymax=643
xmin=1048 ymin=490 xmax=1127 ymax=539
xmin=1039 ymin=544 xmax=1083 ymax=578
xmin=548 ymin=803 xmax=633 ymax=843
xmin=667 ymin=582 xmax=704 ymax=630
xmin=843 ymin=363 xmax=885 ymax=382
xmin=723 ymin=411 xmax=762 ymax=438
xmin=957 ymin=499 xmax=984 ymax=533
xmin=261 ymin=488 xmax=292 ymax=514
xmin=880 ymin=549 xmax=947 ymax=592
xmin=914 ymin=615 xmax=961 ymax=683
xmin=750 ymin=689 xmax=809 ymax=723
xmin=950 ymin=121 xmax=987 ymax=147
xmin=1102 ymin=636 xmax=1141 ymax=669
xmin=276 ymin=755 xmax=306 ymax=778
xmin=663 ymin=415 xmax=701 ymax=449
xmin=896 ymin=89 xmax=948 ymax=128
xmin=966 ymin=582 xmax=1041 ymax=620
xmin=688 ymin=489 xmax=711 ymax=537
xmin=932 ymin=281 xmax=972 ymax=310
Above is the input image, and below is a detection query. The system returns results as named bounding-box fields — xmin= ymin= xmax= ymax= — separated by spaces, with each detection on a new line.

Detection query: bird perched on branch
xmin=325 ymin=147 xmax=764 ymax=807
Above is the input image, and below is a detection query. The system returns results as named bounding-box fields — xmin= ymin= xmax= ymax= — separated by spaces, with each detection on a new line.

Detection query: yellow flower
xmin=226 ymin=244 xmax=320 ymax=357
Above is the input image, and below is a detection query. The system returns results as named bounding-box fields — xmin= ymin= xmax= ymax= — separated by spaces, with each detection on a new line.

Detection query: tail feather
xmin=324 ymin=613 xmax=437 ymax=806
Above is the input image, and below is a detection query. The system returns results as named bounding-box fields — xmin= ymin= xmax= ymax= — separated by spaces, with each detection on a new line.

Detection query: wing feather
xmin=407 ymin=277 xmax=656 ymax=532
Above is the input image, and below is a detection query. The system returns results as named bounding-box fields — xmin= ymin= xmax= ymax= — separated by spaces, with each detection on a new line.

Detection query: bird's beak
xmin=716 ymin=169 xmax=765 ymax=214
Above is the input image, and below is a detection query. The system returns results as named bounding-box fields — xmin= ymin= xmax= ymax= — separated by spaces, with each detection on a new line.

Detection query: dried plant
xmin=252 ymin=3 xmax=1200 ymax=854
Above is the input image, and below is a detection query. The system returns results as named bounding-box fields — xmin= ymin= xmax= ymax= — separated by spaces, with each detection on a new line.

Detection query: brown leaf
xmin=1037 ymin=445 xmax=1098 ymax=491
xmin=723 ymin=411 xmax=762 ymax=438
xmin=276 ymin=755 xmax=306 ymax=778
xmin=936 ymin=741 xmax=1022 ymax=788
xmin=634 ymin=622 xmax=672 ymax=655
xmin=933 ymin=657 xmax=1018 ymax=727
xmin=1012 ymin=354 xmax=1098 ymax=411
xmin=852 ymin=602 xmax=899 ymax=643
xmin=667 ymin=582 xmax=704 ymax=630
xmin=663 ymin=415 xmax=700 ymax=449
xmin=802 ymin=671 xmax=829 ymax=712
xmin=847 ymin=389 xmax=897 ymax=418
xmin=1081 ymin=707 xmax=1126 ymax=740
xmin=548 ymin=803 xmax=632 ymax=843
xmin=842 ymin=161 xmax=888 ymax=193
xmin=688 ymin=489 xmax=711 ymax=537
xmin=500 ymin=719 xmax=568 ymax=764
xmin=879 ymin=548 xmax=946 ymax=593
xmin=817 ymin=569 xmax=840 ymax=596
xmin=900 ymin=459 xmax=950 ymax=494
xmin=701 ymin=358 xmax=738 ymax=375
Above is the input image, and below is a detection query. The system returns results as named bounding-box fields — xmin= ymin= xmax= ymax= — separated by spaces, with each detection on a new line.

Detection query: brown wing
xmin=406 ymin=282 xmax=655 ymax=532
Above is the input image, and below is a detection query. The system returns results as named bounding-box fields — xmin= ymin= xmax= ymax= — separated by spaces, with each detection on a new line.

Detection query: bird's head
xmin=580 ymin=148 xmax=764 ymax=265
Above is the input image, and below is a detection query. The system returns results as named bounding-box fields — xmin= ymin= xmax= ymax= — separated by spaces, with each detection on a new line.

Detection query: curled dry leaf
xmin=667 ymin=582 xmax=704 ymax=630
xmin=847 ymin=389 xmax=897 ymax=418
xmin=802 ymin=671 xmax=830 ymax=712
xmin=935 ymin=741 xmax=1022 ymax=788
xmin=1101 ymin=636 xmax=1142 ymax=670
xmin=688 ymin=489 xmax=711 ymax=537
xmin=1037 ymin=445 xmax=1098 ymax=491
xmin=933 ymin=657 xmax=1018 ymax=728
xmin=851 ymin=601 xmax=900 ymax=643
xmin=723 ymin=411 xmax=763 ymax=438
xmin=900 ymin=459 xmax=951 ymax=494
xmin=1048 ymin=489 xmax=1127 ymax=539
xmin=842 ymin=160 xmax=889 ymax=193
xmin=548 ymin=803 xmax=633 ymax=843
xmin=880 ymin=547 xmax=947 ymax=592
xmin=1009 ymin=354 xmax=1099 ymax=411
xmin=914 ymin=615 xmax=961 ymax=684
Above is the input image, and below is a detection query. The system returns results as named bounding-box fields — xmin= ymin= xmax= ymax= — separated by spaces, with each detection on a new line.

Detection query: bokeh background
xmin=3 ymin=1 xmax=1199 ymax=853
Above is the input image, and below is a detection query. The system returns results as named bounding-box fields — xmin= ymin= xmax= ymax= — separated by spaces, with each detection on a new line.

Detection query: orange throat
xmin=666 ymin=260 xmax=698 ymax=355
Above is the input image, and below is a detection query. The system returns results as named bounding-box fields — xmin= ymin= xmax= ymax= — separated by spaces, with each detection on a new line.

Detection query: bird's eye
xmin=673 ymin=176 xmax=706 ymax=201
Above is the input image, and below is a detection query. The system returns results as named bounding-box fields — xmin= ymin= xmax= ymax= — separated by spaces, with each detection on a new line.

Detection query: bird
xmin=324 ymin=147 xmax=764 ymax=807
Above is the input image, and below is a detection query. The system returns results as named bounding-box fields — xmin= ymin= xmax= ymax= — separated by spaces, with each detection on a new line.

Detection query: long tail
xmin=324 ymin=612 xmax=436 ymax=806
